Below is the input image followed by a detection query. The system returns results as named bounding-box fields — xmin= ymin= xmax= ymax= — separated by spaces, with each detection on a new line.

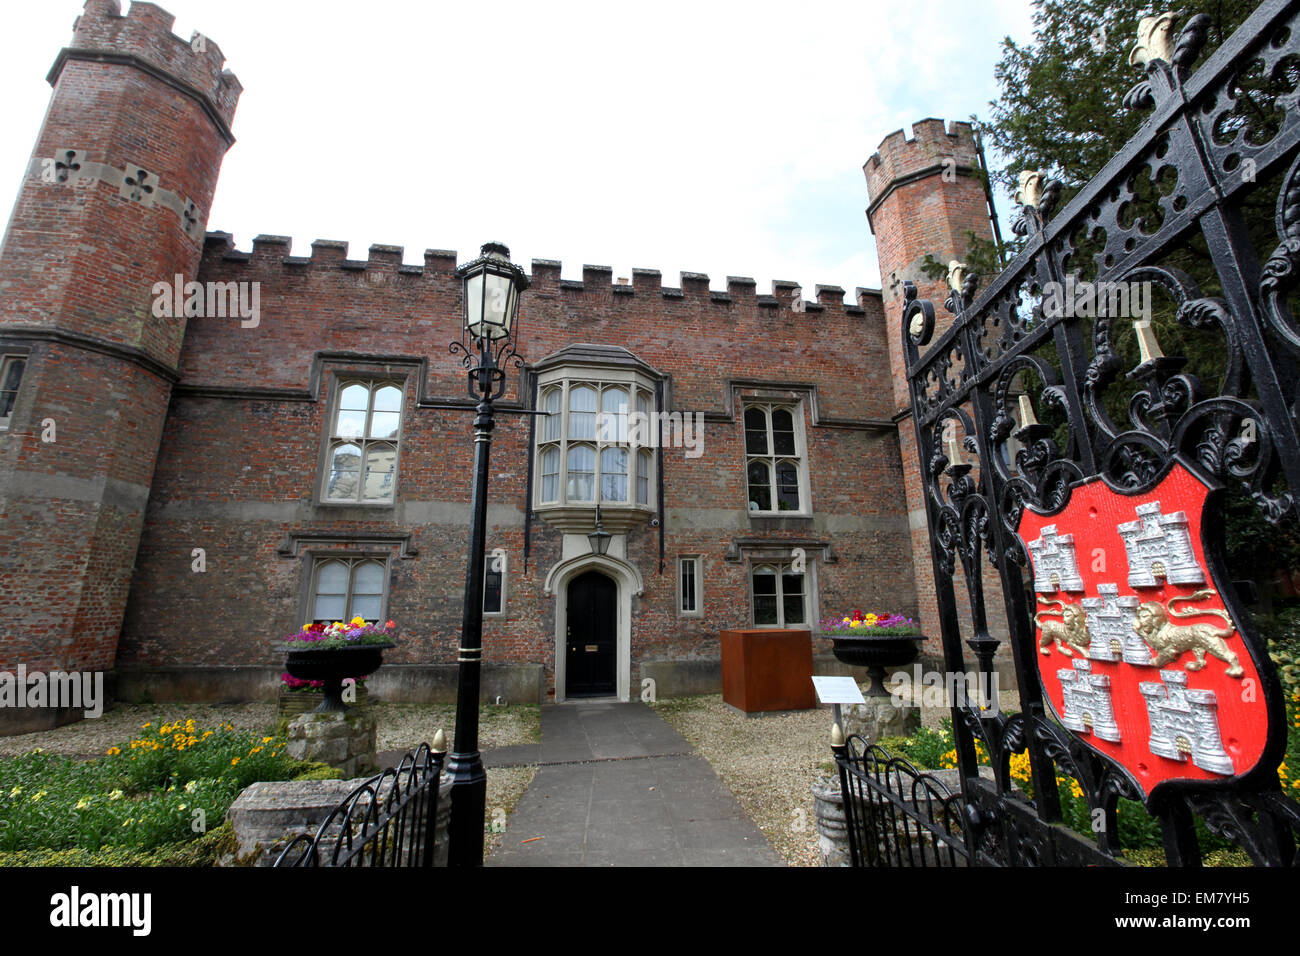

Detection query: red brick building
xmin=0 ymin=1 xmax=994 ymax=730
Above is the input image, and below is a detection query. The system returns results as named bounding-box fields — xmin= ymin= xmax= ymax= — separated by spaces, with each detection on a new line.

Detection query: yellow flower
xmin=141 ymin=722 xmax=152 ymax=729
xmin=109 ymin=790 xmax=124 ymax=801
xmin=106 ymin=746 xmax=121 ymax=756
xmin=184 ymin=780 xmax=197 ymax=794
xmin=262 ymin=737 xmax=273 ymax=744
xmin=7 ymin=787 xmax=20 ymax=798
xmin=30 ymin=790 xmax=46 ymax=802
xmin=74 ymin=798 xmax=90 ymax=811
xmin=231 ymin=757 xmax=240 ymax=766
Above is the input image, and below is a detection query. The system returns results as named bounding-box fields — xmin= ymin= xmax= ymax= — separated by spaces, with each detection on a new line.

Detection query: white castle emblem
xmin=1138 ymin=670 xmax=1233 ymax=775
xmin=1058 ymin=659 xmax=1121 ymax=742
xmin=1118 ymin=501 xmax=1204 ymax=589
xmin=1080 ymin=583 xmax=1150 ymax=665
xmin=1027 ymin=525 xmax=1085 ymax=593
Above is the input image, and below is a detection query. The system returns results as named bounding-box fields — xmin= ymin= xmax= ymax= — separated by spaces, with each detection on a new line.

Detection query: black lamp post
xmin=446 ymin=241 xmax=529 ymax=867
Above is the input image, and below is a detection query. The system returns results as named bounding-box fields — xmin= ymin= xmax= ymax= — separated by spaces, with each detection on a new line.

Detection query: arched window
xmin=743 ymin=403 xmax=807 ymax=514
xmin=324 ymin=380 xmax=403 ymax=503
xmin=534 ymin=376 xmax=658 ymax=512
xmin=311 ymin=558 xmax=387 ymax=623
xmin=568 ymin=444 xmax=596 ymax=501
xmin=750 ymin=562 xmax=806 ymax=627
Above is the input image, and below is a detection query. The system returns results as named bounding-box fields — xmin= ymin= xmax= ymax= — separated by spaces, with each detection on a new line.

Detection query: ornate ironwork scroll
xmin=891 ymin=0 xmax=1300 ymax=867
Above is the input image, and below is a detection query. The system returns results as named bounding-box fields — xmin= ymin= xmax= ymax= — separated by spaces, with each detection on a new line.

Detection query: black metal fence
xmin=274 ymin=742 xmax=447 ymax=867
xmin=834 ymin=734 xmax=969 ymax=867
xmin=839 ymin=0 xmax=1300 ymax=866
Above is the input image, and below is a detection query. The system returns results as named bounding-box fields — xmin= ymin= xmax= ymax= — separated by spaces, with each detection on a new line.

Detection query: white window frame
xmin=0 ymin=354 xmax=26 ymax=431
xmin=321 ymin=378 xmax=405 ymax=505
xmin=749 ymin=562 xmax=809 ymax=628
xmin=307 ymin=555 xmax=390 ymax=624
xmin=742 ymin=402 xmax=810 ymax=516
xmin=678 ymin=555 xmax=703 ymax=617
xmin=534 ymin=371 xmax=658 ymax=514
xmin=483 ymin=549 xmax=507 ymax=617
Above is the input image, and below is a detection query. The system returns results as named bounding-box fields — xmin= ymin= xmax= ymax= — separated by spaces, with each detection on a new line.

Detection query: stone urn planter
xmin=810 ymin=775 xmax=850 ymax=867
xmin=283 ymin=643 xmax=393 ymax=713
xmin=830 ymin=633 xmax=925 ymax=696
xmin=278 ymin=681 xmax=369 ymax=719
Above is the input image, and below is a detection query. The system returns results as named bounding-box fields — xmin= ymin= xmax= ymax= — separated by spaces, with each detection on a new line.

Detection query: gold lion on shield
xmin=1035 ymin=597 xmax=1090 ymax=657
xmin=1133 ymin=589 xmax=1243 ymax=678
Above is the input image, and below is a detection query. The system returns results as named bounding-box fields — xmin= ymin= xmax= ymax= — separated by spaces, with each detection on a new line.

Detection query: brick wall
xmin=0 ymin=0 xmax=239 ymax=687
xmin=115 ymin=235 xmax=916 ymax=699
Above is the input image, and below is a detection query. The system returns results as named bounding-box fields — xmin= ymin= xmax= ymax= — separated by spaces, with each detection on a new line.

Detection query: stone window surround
xmin=315 ymin=371 xmax=409 ymax=508
xmin=677 ymin=554 xmax=703 ymax=617
xmin=483 ymin=547 xmax=507 ymax=618
xmin=0 ymin=351 xmax=29 ymax=431
xmin=724 ymin=538 xmax=829 ymax=630
xmin=282 ymin=532 xmax=415 ymax=630
xmin=533 ymin=362 xmax=658 ymax=532
xmin=302 ymin=553 xmax=392 ymax=626
xmin=749 ymin=561 xmax=813 ymax=629
xmin=740 ymin=396 xmax=812 ymax=518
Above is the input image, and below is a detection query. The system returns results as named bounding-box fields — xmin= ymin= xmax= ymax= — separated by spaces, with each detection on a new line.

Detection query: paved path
xmin=485 ymin=702 xmax=784 ymax=867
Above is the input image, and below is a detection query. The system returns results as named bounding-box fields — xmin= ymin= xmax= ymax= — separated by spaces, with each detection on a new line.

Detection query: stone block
xmin=842 ymin=699 xmax=920 ymax=743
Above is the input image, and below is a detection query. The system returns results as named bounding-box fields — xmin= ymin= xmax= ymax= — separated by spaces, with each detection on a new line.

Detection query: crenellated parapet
xmin=198 ymin=233 xmax=881 ymax=316
xmin=864 ymin=118 xmax=982 ymax=222
xmin=60 ymin=0 xmax=242 ymax=138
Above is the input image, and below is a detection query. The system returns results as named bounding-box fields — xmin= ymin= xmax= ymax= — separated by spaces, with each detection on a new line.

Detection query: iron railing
xmin=274 ymin=742 xmax=447 ymax=867
xmin=841 ymin=0 xmax=1300 ymax=866
xmin=833 ymin=735 xmax=970 ymax=867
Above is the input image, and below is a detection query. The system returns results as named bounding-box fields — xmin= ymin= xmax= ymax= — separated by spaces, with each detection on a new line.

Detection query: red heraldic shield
xmin=1016 ymin=461 xmax=1268 ymax=799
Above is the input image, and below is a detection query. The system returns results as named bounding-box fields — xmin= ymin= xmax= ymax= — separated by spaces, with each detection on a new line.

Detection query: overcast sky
xmin=0 ymin=0 xmax=1037 ymax=295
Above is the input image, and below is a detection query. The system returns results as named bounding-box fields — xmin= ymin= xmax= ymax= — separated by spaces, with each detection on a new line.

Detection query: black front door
xmin=565 ymin=571 xmax=616 ymax=697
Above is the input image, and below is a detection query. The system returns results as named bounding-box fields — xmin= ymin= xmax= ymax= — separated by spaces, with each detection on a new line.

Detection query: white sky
xmin=0 ymin=0 xmax=1037 ymax=294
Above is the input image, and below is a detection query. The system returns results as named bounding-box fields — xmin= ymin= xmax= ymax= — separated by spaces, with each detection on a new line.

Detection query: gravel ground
xmin=651 ymin=685 xmax=1023 ymax=868
xmin=485 ymin=765 xmax=539 ymax=855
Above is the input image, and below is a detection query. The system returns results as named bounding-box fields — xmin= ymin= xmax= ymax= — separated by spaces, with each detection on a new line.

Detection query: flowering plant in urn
xmin=819 ymin=609 xmax=921 ymax=637
xmin=282 ymin=618 xmax=396 ymax=712
xmin=821 ymin=609 xmax=924 ymax=696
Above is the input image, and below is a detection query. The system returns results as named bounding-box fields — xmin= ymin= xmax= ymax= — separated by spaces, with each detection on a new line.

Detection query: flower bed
xmin=0 ymin=717 xmax=331 ymax=854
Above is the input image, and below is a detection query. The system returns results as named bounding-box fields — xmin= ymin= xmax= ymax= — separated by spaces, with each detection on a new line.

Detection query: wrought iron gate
xmin=843 ymin=0 xmax=1300 ymax=866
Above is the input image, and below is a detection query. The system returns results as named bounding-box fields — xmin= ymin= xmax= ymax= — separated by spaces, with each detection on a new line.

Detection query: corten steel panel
xmin=720 ymin=629 xmax=817 ymax=713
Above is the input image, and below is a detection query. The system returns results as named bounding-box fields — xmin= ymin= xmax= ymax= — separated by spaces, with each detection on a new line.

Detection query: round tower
xmin=864 ymin=118 xmax=1001 ymax=656
xmin=0 ymin=0 xmax=240 ymax=732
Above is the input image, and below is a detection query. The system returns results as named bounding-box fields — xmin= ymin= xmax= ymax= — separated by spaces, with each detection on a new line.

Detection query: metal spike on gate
xmin=831 ymin=722 xmax=845 ymax=747
xmin=432 ymin=728 xmax=447 ymax=753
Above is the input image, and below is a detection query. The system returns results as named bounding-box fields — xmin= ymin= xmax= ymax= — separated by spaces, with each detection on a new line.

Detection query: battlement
xmin=200 ymin=232 xmax=883 ymax=315
xmin=863 ymin=118 xmax=981 ymax=204
xmin=60 ymin=1 xmax=241 ymax=129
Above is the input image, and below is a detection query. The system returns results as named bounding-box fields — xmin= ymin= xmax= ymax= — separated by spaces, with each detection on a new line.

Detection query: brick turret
xmin=864 ymin=118 xmax=1003 ymax=657
xmin=0 ymin=0 xmax=240 ymax=730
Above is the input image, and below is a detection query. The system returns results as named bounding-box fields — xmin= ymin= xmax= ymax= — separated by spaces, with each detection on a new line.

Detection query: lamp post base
xmin=444 ymin=750 xmax=487 ymax=867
